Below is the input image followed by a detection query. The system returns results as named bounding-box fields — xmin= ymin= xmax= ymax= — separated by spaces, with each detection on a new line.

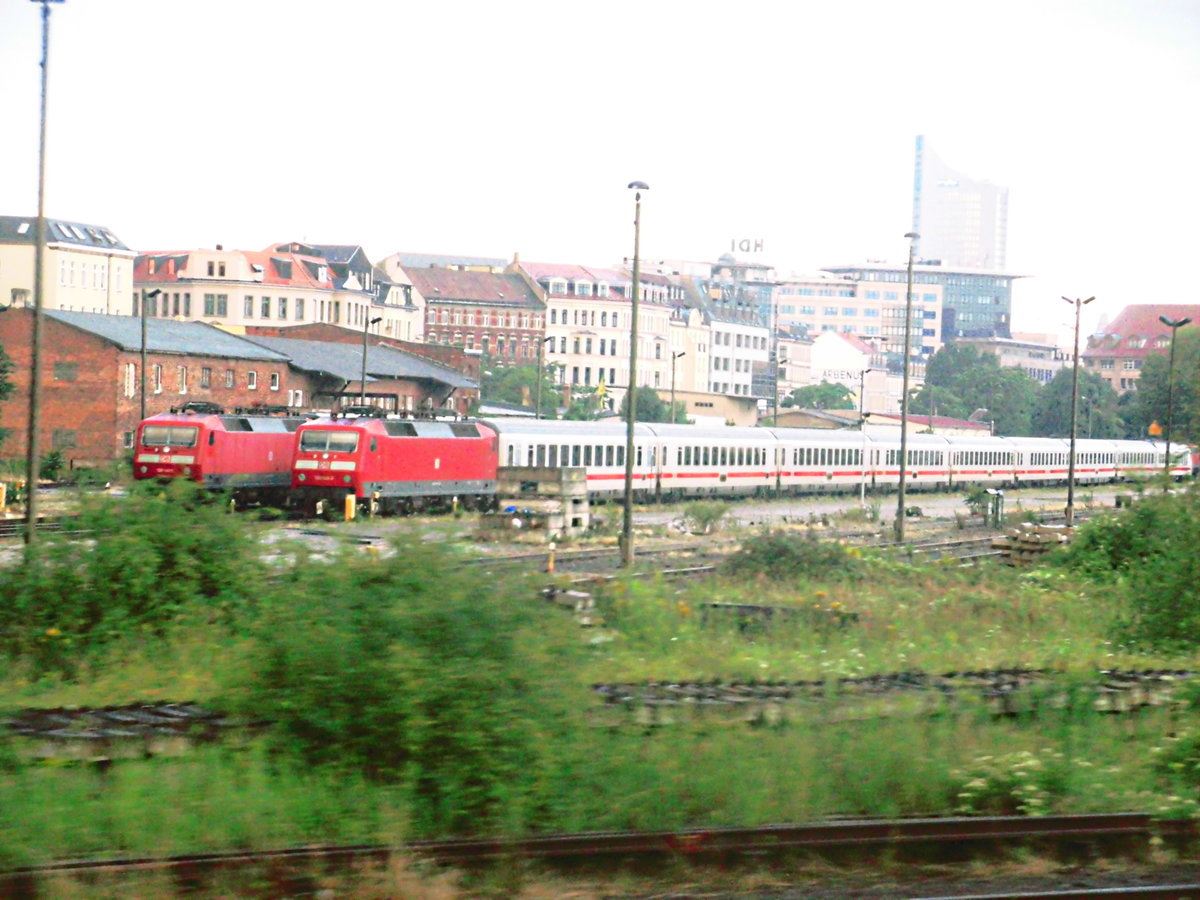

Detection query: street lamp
xmin=360 ymin=314 xmax=383 ymax=405
xmin=622 ymin=180 xmax=648 ymax=568
xmin=1159 ymin=314 xmax=1192 ymax=489
xmin=139 ymin=288 xmax=162 ymax=423
xmin=1062 ymin=295 xmax=1095 ymax=525
xmin=894 ymin=231 xmax=919 ymax=543
xmin=858 ymin=367 xmax=873 ymax=418
xmin=670 ymin=350 xmax=686 ymax=424
xmin=24 ymin=0 xmax=65 ymax=550
xmin=535 ymin=335 xmax=554 ymax=419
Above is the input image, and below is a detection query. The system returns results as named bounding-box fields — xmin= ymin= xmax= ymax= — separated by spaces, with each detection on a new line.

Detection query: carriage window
xmin=584 ymin=446 xmax=592 ymax=466
xmin=636 ymin=446 xmax=643 ymax=466
xmin=536 ymin=445 xmax=546 ymax=466
xmin=507 ymin=445 xmax=515 ymax=465
xmin=719 ymin=447 xmax=727 ymax=466
xmin=607 ymin=446 xmax=614 ymax=466
xmin=528 ymin=446 xmax=535 ymax=466
xmin=651 ymin=447 xmax=657 ymax=467
xmin=684 ymin=446 xmax=691 ymax=466
xmin=549 ymin=445 xmax=558 ymax=467
xmin=572 ymin=445 xmax=581 ymax=466
xmin=617 ymin=445 xmax=625 ymax=467
xmin=702 ymin=447 xmax=710 ymax=466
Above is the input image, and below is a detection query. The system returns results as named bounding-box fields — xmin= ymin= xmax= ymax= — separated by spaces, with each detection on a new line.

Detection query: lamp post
xmin=24 ymin=0 xmax=64 ymax=550
xmin=622 ymin=180 xmax=648 ymax=568
xmin=670 ymin=350 xmax=686 ymax=424
xmin=1159 ymin=314 xmax=1192 ymax=489
xmin=858 ymin=367 xmax=873 ymax=418
xmin=894 ymin=232 xmax=919 ymax=543
xmin=535 ymin=335 xmax=554 ymax=419
xmin=360 ymin=314 xmax=383 ymax=405
xmin=1062 ymin=295 xmax=1095 ymax=525
xmin=139 ymin=288 xmax=162 ymax=423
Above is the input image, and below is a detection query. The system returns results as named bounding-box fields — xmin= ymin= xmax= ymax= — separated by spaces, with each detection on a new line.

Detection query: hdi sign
xmin=730 ymin=238 xmax=764 ymax=253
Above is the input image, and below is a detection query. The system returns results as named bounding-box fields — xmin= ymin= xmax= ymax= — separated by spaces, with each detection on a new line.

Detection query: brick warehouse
xmin=0 ymin=308 xmax=300 ymax=469
xmin=0 ymin=310 xmax=479 ymax=471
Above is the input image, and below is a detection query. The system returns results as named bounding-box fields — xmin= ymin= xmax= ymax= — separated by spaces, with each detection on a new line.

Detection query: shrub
xmin=679 ymin=500 xmax=730 ymax=534
xmin=722 ymin=529 xmax=856 ymax=581
xmin=1054 ymin=490 xmax=1200 ymax=649
xmin=233 ymin=536 xmax=590 ymax=837
xmin=951 ymin=748 xmax=1072 ymax=816
xmin=0 ymin=480 xmax=264 ymax=674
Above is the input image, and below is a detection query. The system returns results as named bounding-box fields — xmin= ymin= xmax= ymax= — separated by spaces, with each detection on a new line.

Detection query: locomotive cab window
xmin=141 ymin=425 xmax=199 ymax=447
xmin=299 ymin=430 xmax=359 ymax=453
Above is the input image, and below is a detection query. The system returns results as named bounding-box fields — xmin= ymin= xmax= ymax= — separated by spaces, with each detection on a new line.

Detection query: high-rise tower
xmin=912 ymin=135 xmax=1008 ymax=271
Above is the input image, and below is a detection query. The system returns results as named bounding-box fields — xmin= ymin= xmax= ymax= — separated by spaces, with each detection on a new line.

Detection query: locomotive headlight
xmin=139 ymin=465 xmax=148 ymax=474
xmin=343 ymin=475 xmax=352 ymax=484
xmin=297 ymin=473 xmax=307 ymax=481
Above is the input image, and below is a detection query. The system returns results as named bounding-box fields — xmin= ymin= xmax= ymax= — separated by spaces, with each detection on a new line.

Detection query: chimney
xmin=216 ymin=244 xmax=223 ymax=251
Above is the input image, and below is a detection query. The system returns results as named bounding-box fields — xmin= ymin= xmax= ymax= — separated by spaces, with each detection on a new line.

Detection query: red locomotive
xmin=291 ymin=414 xmax=498 ymax=515
xmin=133 ymin=403 xmax=306 ymax=506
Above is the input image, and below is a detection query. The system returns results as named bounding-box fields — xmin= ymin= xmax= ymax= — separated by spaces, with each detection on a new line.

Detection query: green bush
xmin=0 ymin=480 xmax=264 ymax=674
xmin=1053 ymin=489 xmax=1200 ymax=649
xmin=679 ymin=500 xmax=730 ymax=534
xmin=721 ymin=530 xmax=857 ymax=581
xmin=232 ymin=536 xmax=590 ymax=837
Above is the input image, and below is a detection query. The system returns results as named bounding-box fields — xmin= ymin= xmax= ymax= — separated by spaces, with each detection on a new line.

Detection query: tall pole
xmin=535 ymin=335 xmax=553 ymax=419
xmin=771 ymin=291 xmax=779 ymax=426
xmin=670 ymin=351 xmax=685 ymax=424
xmin=1159 ymin=314 xmax=1192 ymax=489
xmin=24 ymin=0 xmax=63 ymax=549
xmin=894 ymin=232 xmax=918 ymax=543
xmin=139 ymin=288 xmax=161 ymax=423
xmin=1062 ymin=295 xmax=1095 ymax=525
xmin=360 ymin=315 xmax=382 ymax=405
xmin=622 ymin=181 xmax=648 ymax=568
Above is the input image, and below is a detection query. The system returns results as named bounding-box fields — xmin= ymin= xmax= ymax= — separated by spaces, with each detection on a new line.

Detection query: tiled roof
xmin=45 ymin=310 xmax=290 ymax=360
xmin=245 ymin=336 xmax=477 ymax=389
xmin=406 ymin=269 xmax=542 ymax=308
xmin=1084 ymin=304 xmax=1200 ymax=359
xmin=0 ymin=215 xmax=131 ymax=252
xmin=134 ymin=248 xmax=335 ymax=289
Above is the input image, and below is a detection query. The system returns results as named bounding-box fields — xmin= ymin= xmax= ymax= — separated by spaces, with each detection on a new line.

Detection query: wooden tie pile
xmin=992 ymin=521 xmax=1073 ymax=565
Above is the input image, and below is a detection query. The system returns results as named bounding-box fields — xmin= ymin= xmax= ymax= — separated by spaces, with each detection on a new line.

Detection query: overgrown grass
xmin=4 ymin=488 xmax=1200 ymax=866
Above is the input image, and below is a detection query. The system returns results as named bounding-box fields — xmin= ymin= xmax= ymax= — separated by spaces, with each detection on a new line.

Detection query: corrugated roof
xmin=0 ymin=215 xmax=130 ymax=252
xmin=245 ymin=336 xmax=478 ymax=390
xmin=44 ymin=310 xmax=290 ymax=360
xmin=406 ymin=269 xmax=542 ymax=307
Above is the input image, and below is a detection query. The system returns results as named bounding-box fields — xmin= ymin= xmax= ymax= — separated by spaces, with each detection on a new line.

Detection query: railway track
xmin=1 ymin=814 xmax=1192 ymax=897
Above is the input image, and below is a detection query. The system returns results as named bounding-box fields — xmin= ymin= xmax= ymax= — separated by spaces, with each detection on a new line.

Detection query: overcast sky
xmin=2 ymin=0 xmax=1197 ymax=343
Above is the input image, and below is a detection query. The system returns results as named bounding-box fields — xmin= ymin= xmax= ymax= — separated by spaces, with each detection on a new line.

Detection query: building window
xmin=225 ymin=369 xmax=235 ymax=388
xmin=270 ymin=372 xmax=280 ymax=391
xmin=201 ymin=367 xmax=212 ymax=388
xmin=279 ymin=297 xmax=288 ymax=319
xmin=207 ymin=261 xmax=215 ymax=276
xmin=295 ymin=298 xmax=304 ymax=320
xmin=245 ymin=296 xmax=254 ymax=317
xmin=1100 ymin=359 xmax=1114 ymax=370
xmin=52 ymin=429 xmax=77 ymax=450
xmin=124 ymin=363 xmax=136 ymax=398
xmin=52 ymin=361 xmax=78 ymax=381
xmin=178 ymin=365 xmax=188 ymax=394
xmin=153 ymin=364 xmax=163 ymax=393
xmin=248 ymin=370 xmax=258 ymax=390
xmin=261 ymin=297 xmax=271 ymax=318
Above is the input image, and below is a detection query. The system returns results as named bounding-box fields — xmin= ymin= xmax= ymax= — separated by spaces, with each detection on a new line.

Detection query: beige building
xmin=772 ymin=271 xmax=944 ymax=360
xmin=955 ymin=332 xmax=1068 ymax=385
xmin=135 ymin=242 xmax=422 ymax=343
xmin=0 ymin=215 xmax=136 ymax=315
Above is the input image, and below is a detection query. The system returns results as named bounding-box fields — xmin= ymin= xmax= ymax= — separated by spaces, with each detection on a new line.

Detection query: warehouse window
xmin=53 ymin=361 xmax=79 ymax=382
xmin=51 ymin=429 xmax=77 ymax=450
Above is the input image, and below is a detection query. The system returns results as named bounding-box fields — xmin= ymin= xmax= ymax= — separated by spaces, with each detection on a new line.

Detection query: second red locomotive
xmin=291 ymin=415 xmax=498 ymax=515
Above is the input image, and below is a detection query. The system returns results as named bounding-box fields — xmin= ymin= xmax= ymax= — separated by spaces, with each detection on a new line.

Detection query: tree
xmin=478 ymin=359 xmax=558 ymax=417
xmin=563 ymin=387 xmax=603 ymax=421
xmin=1030 ymin=369 xmax=1122 ymax=438
xmin=1134 ymin=329 xmax=1200 ymax=444
xmin=618 ymin=386 xmax=673 ymax=422
xmin=0 ymin=344 xmax=13 ymax=450
xmin=783 ymin=381 xmax=854 ymax=411
xmin=915 ymin=344 xmax=1039 ymax=435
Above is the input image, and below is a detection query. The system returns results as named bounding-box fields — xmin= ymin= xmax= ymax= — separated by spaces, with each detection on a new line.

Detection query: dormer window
xmin=550 ymin=279 xmax=567 ymax=295
xmin=597 ymin=282 xmax=609 ymax=297
xmin=575 ymin=282 xmax=591 ymax=297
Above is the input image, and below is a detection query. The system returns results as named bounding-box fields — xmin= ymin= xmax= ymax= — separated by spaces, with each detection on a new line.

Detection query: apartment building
xmin=134 ymin=242 xmax=421 ymax=342
xmin=0 ymin=215 xmax=136 ymax=315
xmin=1082 ymin=304 xmax=1200 ymax=393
